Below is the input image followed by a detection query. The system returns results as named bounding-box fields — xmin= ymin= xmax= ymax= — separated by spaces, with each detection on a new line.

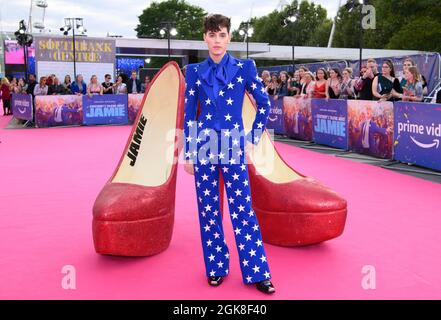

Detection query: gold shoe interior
xmin=242 ymin=94 xmax=302 ymax=183
xmin=112 ymin=64 xmax=180 ymax=186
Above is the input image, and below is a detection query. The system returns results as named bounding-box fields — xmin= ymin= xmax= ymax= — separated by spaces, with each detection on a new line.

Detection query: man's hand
xmin=184 ymin=160 xmax=194 ymax=175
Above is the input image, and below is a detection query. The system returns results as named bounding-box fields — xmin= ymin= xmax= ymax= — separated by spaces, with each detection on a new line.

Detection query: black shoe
xmin=256 ymin=280 xmax=275 ymax=294
xmin=208 ymin=276 xmax=223 ymax=286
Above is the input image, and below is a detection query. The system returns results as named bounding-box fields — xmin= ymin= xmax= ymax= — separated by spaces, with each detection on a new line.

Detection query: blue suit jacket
xmin=183 ymin=53 xmax=271 ymax=161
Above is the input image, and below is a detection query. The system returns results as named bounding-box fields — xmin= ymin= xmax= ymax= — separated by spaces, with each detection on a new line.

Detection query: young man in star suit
xmin=183 ymin=14 xmax=275 ymax=294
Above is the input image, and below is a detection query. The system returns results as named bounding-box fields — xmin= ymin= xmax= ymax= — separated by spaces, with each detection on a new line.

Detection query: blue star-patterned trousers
xmin=192 ymin=129 xmax=271 ymax=284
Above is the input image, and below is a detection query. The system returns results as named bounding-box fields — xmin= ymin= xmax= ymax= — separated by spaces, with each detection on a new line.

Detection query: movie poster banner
xmin=128 ymin=94 xmax=144 ymax=124
xmin=348 ymin=100 xmax=394 ymax=159
xmin=35 ymin=95 xmax=83 ymax=128
xmin=265 ymin=96 xmax=284 ymax=135
xmin=394 ymin=102 xmax=441 ymax=171
xmin=283 ymin=96 xmax=313 ymax=141
xmin=311 ymin=99 xmax=348 ymax=150
xmin=83 ymin=94 xmax=128 ymax=126
xmin=11 ymin=93 xmax=33 ymax=121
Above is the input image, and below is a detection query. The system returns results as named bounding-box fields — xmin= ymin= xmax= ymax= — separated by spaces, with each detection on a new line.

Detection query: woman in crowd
xmin=48 ymin=77 xmax=66 ymax=95
xmin=398 ymin=66 xmax=424 ymax=102
xmin=140 ymin=75 xmax=151 ymax=93
xmin=17 ymin=78 xmax=27 ymax=93
xmin=312 ymin=68 xmax=328 ymax=99
xmin=71 ymin=75 xmax=87 ymax=95
xmin=266 ymin=73 xmax=279 ymax=96
xmin=340 ymin=68 xmax=356 ymax=100
xmin=327 ymin=68 xmax=342 ymax=99
xmin=288 ymin=70 xmax=301 ymax=96
xmin=300 ymin=71 xmax=315 ymax=98
xmin=298 ymin=66 xmax=309 ymax=86
xmin=372 ymin=60 xmax=402 ymax=101
xmin=33 ymin=76 xmax=49 ymax=96
xmin=274 ymin=71 xmax=289 ymax=100
xmin=63 ymin=75 xmax=72 ymax=94
xmin=10 ymin=78 xmax=19 ymax=94
xmin=401 ymin=58 xmax=428 ymax=96
xmin=113 ymin=75 xmax=127 ymax=94
xmin=261 ymin=70 xmax=271 ymax=88
xmin=1 ymin=77 xmax=12 ymax=115
xmin=87 ymin=75 xmax=104 ymax=96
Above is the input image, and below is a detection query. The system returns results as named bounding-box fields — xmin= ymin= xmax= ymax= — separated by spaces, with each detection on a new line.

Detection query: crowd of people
xmin=0 ymin=70 xmax=151 ymax=116
xmin=260 ymin=58 xmax=440 ymax=104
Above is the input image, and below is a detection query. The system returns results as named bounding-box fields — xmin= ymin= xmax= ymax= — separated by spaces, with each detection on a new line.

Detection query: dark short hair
xmin=105 ymin=74 xmax=111 ymax=78
xmin=203 ymin=14 xmax=231 ymax=34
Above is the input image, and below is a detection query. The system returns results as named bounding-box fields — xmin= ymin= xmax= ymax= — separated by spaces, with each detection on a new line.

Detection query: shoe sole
xmin=254 ymin=207 xmax=347 ymax=246
xmin=93 ymin=212 xmax=174 ymax=257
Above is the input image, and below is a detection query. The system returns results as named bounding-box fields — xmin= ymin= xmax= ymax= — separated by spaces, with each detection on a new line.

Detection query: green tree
xmin=135 ymin=0 xmax=206 ymax=40
xmin=233 ymin=0 xmax=332 ymax=47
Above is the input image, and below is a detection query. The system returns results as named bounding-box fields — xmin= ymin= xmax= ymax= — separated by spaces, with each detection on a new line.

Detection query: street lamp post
xmin=14 ymin=19 xmax=34 ymax=81
xmin=160 ymin=22 xmax=178 ymax=61
xmin=345 ymin=0 xmax=365 ymax=73
xmin=239 ymin=22 xmax=254 ymax=59
xmin=282 ymin=6 xmax=298 ymax=73
xmin=60 ymin=18 xmax=87 ymax=79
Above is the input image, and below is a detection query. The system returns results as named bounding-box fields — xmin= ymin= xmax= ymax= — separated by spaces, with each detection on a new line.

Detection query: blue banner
xmin=311 ymin=99 xmax=348 ymax=150
xmin=11 ymin=93 xmax=33 ymax=121
xmin=266 ymin=96 xmax=284 ymax=134
xmin=394 ymin=101 xmax=441 ymax=171
xmin=82 ymin=94 xmax=128 ymax=126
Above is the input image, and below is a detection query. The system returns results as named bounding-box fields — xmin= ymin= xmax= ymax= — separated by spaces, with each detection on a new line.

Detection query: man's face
xmin=203 ymin=27 xmax=231 ymax=57
xmin=131 ymin=73 xmax=137 ymax=80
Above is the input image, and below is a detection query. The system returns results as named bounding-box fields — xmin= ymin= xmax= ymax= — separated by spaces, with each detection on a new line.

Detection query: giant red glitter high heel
xmin=242 ymin=93 xmax=347 ymax=246
xmin=92 ymin=62 xmax=185 ymax=256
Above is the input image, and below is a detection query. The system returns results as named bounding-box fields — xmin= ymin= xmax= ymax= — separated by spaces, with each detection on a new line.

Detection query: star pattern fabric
xmin=183 ymin=53 xmax=271 ymax=162
xmin=183 ymin=53 xmax=272 ymax=284
xmin=193 ymin=132 xmax=271 ymax=284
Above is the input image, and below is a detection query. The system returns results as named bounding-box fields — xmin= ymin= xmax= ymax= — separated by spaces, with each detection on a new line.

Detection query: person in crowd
xmin=312 ymin=68 xmax=328 ymax=99
xmin=18 ymin=78 xmax=27 ymax=93
xmin=398 ymin=66 xmax=424 ymax=102
xmin=48 ymin=77 xmax=65 ymax=95
xmin=288 ymin=70 xmax=301 ymax=96
xmin=300 ymin=71 xmax=315 ymax=98
xmin=401 ymin=58 xmax=428 ymax=96
xmin=358 ymin=58 xmax=379 ymax=100
xmin=127 ymin=71 xmax=141 ymax=94
xmin=353 ymin=65 xmax=367 ymax=98
xmin=102 ymin=74 xmax=114 ymax=95
xmin=298 ymin=66 xmax=309 ymax=86
xmin=327 ymin=68 xmax=342 ymax=99
xmin=140 ymin=75 xmax=151 ymax=93
xmin=1 ymin=77 xmax=12 ymax=115
xmin=26 ymin=74 xmax=37 ymax=97
xmin=63 ymin=75 xmax=72 ymax=94
xmin=71 ymin=74 xmax=87 ymax=95
xmin=45 ymin=74 xmax=54 ymax=87
xmin=266 ymin=73 xmax=279 ymax=96
xmin=113 ymin=75 xmax=127 ymax=94
xmin=372 ymin=60 xmax=402 ymax=101
xmin=10 ymin=77 xmax=18 ymax=94
xmin=340 ymin=68 xmax=356 ymax=99
xmin=274 ymin=71 xmax=289 ymax=100
xmin=261 ymin=70 xmax=271 ymax=88
xmin=33 ymin=76 xmax=49 ymax=96
xmin=87 ymin=75 xmax=104 ymax=96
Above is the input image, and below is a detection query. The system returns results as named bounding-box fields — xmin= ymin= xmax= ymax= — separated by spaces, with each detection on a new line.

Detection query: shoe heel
xmin=93 ymin=212 xmax=174 ymax=256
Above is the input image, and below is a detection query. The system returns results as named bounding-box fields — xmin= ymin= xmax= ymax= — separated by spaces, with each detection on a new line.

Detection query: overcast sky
xmin=0 ymin=0 xmax=345 ymax=38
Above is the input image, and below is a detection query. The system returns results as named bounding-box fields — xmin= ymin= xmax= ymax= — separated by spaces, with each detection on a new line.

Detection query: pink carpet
xmin=1 ymin=116 xmax=440 ymax=300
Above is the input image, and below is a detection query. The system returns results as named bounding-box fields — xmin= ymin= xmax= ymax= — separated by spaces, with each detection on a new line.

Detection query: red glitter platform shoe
xmin=242 ymin=93 xmax=347 ymax=246
xmin=92 ymin=62 xmax=185 ymax=256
